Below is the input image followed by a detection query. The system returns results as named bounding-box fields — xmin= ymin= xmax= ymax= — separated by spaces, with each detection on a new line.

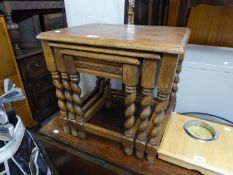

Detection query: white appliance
xmin=176 ymin=44 xmax=233 ymax=124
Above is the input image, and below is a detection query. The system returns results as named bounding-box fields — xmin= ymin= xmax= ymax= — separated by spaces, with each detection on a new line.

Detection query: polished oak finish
xmin=37 ymin=24 xmax=189 ymax=54
xmin=37 ymin=24 xmax=190 ymax=162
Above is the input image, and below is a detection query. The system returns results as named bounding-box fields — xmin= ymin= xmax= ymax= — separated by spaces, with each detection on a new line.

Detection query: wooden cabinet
xmin=0 ymin=0 xmax=66 ymax=122
xmin=167 ymin=0 xmax=233 ymax=47
xmin=17 ymin=51 xmax=58 ymax=122
xmin=0 ymin=16 xmax=34 ymax=126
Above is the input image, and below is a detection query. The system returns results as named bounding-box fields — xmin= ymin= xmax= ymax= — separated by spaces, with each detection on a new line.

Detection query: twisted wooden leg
xmin=70 ymin=73 xmax=85 ymax=139
xmin=146 ymin=93 xmax=169 ymax=163
xmin=146 ymin=53 xmax=179 ymax=163
xmin=123 ymin=85 xmax=136 ymax=155
xmin=51 ymin=71 xmax=69 ymax=133
xmin=135 ymin=59 xmax=158 ymax=159
xmin=122 ymin=64 xmax=138 ymax=155
xmin=135 ymin=88 xmax=153 ymax=159
xmin=61 ymin=72 xmax=77 ymax=136
xmin=167 ymin=54 xmax=184 ymax=115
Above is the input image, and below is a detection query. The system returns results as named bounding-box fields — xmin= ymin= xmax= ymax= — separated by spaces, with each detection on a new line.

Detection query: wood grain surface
xmin=187 ymin=4 xmax=233 ymax=47
xmin=37 ymin=24 xmax=190 ymax=54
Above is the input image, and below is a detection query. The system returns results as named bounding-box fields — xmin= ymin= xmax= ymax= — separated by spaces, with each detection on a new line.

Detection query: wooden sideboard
xmin=0 ymin=16 xmax=34 ymax=126
xmin=17 ymin=51 xmax=58 ymax=122
xmin=37 ymin=24 xmax=190 ymax=162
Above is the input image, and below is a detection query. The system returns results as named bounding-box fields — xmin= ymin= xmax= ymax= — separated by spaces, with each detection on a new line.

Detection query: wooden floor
xmin=38 ymin=98 xmax=200 ymax=175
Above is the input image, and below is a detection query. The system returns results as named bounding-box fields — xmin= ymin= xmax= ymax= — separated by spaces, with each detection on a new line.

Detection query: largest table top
xmin=37 ymin=24 xmax=190 ymax=54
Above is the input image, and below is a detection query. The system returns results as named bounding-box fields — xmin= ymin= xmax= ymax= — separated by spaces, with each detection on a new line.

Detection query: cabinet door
xmin=28 ymin=75 xmax=58 ymax=122
xmin=0 ymin=17 xmax=34 ymax=126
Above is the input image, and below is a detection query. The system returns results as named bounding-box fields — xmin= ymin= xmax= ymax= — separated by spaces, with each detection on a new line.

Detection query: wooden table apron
xmin=38 ymin=24 xmax=190 ymax=163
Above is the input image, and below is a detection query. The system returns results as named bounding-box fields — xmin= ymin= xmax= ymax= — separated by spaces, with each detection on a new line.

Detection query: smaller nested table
xmin=37 ymin=24 xmax=190 ymax=162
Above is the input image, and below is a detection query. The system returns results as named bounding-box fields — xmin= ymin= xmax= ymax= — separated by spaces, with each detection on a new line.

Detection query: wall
xmin=65 ymin=0 xmax=125 ymax=26
xmin=64 ymin=0 xmax=125 ymax=95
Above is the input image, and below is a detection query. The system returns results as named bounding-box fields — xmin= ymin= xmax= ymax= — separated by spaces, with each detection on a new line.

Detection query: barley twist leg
xmin=123 ymin=85 xmax=136 ymax=155
xmin=61 ymin=72 xmax=77 ymax=136
xmin=135 ymin=88 xmax=153 ymax=159
xmin=146 ymin=93 xmax=169 ymax=163
xmin=70 ymin=73 xmax=86 ymax=139
xmin=52 ymin=71 xmax=69 ymax=133
xmin=167 ymin=54 xmax=184 ymax=115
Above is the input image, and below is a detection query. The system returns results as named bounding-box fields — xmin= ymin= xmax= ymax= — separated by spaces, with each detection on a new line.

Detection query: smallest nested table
xmin=37 ymin=24 xmax=190 ymax=162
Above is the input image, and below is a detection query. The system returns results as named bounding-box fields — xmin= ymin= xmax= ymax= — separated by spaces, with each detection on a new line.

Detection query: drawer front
xmin=28 ymin=75 xmax=58 ymax=121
